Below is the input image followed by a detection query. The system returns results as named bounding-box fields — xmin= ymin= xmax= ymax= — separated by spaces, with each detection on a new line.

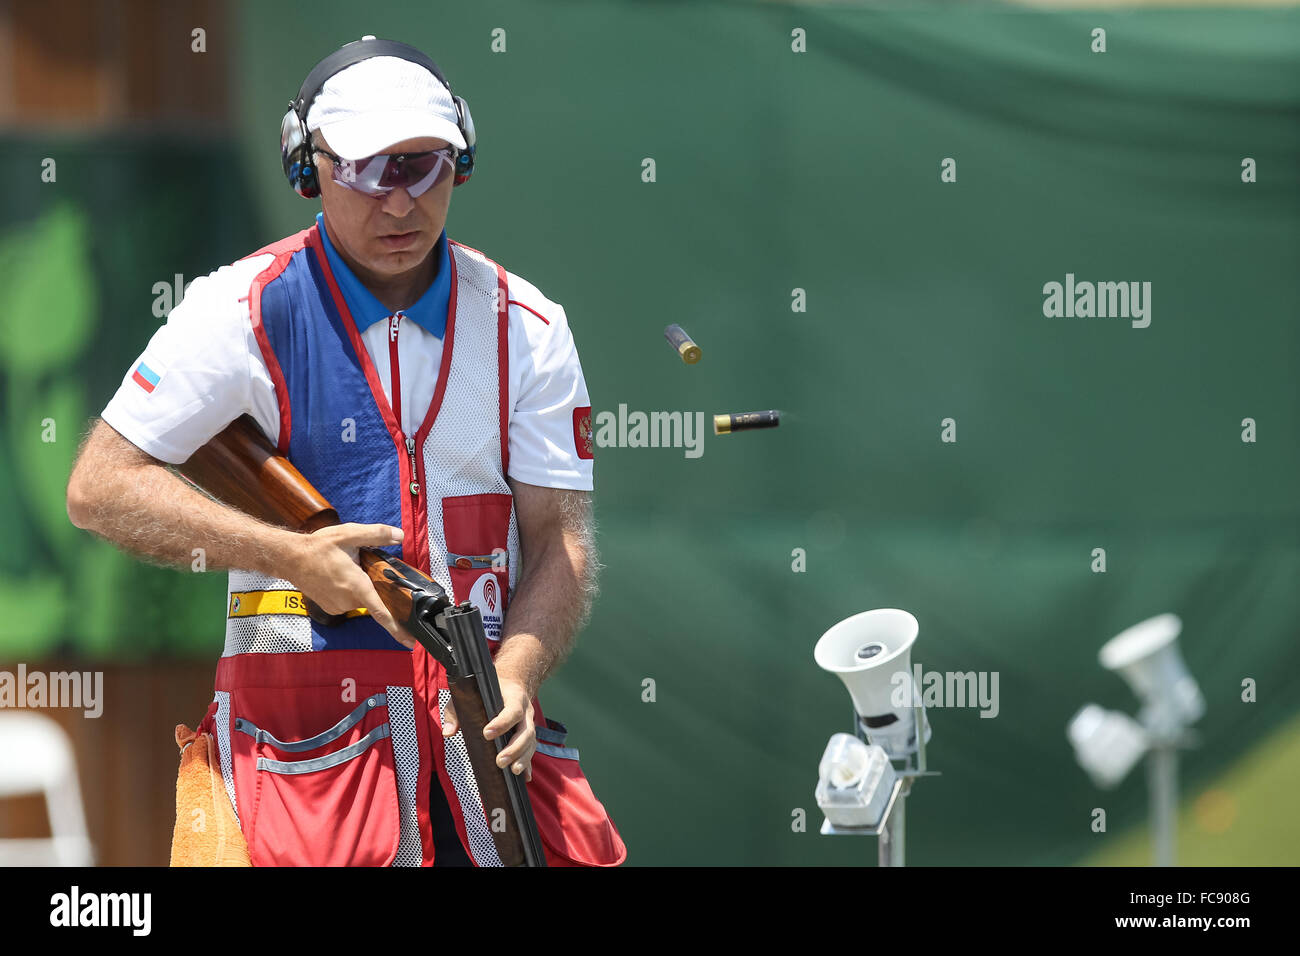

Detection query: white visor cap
xmin=306 ymin=55 xmax=467 ymax=159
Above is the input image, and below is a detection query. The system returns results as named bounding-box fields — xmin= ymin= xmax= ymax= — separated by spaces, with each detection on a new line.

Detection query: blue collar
xmin=315 ymin=211 xmax=449 ymax=339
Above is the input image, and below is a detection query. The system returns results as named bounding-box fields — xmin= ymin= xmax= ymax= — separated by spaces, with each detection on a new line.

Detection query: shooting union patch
xmin=469 ymin=571 xmax=505 ymax=642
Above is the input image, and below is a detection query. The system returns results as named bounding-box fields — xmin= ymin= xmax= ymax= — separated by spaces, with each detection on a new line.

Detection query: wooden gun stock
xmin=177 ymin=415 xmax=339 ymax=534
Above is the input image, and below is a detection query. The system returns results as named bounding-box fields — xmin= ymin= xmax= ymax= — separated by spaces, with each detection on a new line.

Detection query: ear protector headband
xmin=280 ymin=36 xmax=476 ymax=198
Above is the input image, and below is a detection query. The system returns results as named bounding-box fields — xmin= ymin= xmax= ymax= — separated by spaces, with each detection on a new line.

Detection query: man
xmin=65 ymin=37 xmax=625 ymax=867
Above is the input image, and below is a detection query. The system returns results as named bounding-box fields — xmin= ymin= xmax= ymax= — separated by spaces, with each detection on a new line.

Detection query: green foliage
xmin=0 ymin=203 xmax=96 ymax=653
xmin=0 ymin=203 xmax=94 ymax=374
xmin=0 ymin=572 xmax=68 ymax=658
xmin=0 ymin=196 xmax=233 ymax=660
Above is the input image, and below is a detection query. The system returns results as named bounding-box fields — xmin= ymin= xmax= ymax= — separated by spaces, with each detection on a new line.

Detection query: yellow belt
xmin=228 ymin=590 xmax=368 ymax=619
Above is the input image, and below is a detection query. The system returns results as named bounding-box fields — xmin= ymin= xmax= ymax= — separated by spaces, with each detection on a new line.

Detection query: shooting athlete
xmin=66 ymin=36 xmax=625 ymax=867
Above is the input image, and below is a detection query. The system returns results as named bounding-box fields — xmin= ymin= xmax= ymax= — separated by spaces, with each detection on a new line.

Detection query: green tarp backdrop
xmin=1 ymin=1 xmax=1297 ymax=864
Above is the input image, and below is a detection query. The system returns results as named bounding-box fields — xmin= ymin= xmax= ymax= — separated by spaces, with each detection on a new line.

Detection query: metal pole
xmin=1147 ymin=744 xmax=1177 ymax=867
xmin=877 ymin=786 xmax=907 ymax=867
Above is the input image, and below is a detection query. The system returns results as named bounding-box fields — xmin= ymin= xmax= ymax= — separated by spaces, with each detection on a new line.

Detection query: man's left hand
xmin=441 ymin=677 xmax=536 ymax=782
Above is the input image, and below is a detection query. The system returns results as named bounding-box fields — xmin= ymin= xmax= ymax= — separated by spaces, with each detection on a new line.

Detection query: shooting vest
xmin=194 ymin=224 xmax=625 ymax=868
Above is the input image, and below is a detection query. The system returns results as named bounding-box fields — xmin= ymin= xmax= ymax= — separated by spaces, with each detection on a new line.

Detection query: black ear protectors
xmin=281 ymin=36 xmax=476 ymax=199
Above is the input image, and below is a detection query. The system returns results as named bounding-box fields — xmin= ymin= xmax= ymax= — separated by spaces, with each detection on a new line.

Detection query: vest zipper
xmin=389 ymin=311 xmax=420 ymax=499
xmin=406 ymin=436 xmax=419 ymax=497
xmin=389 ymin=312 xmax=403 ymax=431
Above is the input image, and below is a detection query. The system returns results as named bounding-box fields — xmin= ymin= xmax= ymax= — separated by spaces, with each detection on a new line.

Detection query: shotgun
xmin=177 ymin=414 xmax=547 ymax=867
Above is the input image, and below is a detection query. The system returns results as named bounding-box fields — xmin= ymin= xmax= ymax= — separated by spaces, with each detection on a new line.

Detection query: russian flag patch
xmin=573 ymin=405 xmax=593 ymax=460
xmin=131 ymin=360 xmax=162 ymax=394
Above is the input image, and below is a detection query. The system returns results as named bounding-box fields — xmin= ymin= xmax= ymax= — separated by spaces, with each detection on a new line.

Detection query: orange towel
xmin=170 ymin=723 xmax=252 ymax=867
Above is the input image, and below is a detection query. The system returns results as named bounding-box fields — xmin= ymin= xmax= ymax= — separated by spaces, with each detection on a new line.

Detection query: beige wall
xmin=0 ymin=0 xmax=230 ymax=129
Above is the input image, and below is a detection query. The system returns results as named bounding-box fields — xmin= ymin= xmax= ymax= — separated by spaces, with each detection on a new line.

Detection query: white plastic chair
xmin=0 ymin=712 xmax=95 ymax=866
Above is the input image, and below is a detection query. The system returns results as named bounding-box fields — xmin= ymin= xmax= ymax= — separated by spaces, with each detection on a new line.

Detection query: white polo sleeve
xmin=506 ymin=273 xmax=594 ymax=491
xmin=100 ymin=255 xmax=282 ymax=464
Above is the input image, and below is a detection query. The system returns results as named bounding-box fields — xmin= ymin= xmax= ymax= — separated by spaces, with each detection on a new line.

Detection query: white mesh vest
xmin=222 ymin=239 xmax=519 ymax=657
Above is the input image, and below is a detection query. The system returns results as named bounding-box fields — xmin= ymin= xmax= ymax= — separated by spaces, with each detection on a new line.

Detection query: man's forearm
xmin=68 ymin=420 xmax=304 ymax=578
xmin=494 ymin=534 xmax=589 ymax=700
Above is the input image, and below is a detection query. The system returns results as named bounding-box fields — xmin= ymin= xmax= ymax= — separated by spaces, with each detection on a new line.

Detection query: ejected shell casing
xmin=663 ymin=324 xmax=702 ymax=364
xmin=713 ymin=410 xmax=780 ymax=435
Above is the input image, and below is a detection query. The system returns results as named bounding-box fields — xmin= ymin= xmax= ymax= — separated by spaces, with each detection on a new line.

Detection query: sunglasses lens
xmin=333 ymin=151 xmax=453 ymax=198
xmin=380 ymin=152 xmax=442 ymax=187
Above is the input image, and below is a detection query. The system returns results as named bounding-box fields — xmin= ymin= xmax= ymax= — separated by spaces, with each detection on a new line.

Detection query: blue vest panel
xmin=258 ymin=244 xmax=408 ymax=652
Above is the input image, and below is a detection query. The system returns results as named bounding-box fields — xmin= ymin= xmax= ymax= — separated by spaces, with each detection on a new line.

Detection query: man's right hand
xmin=283 ymin=523 xmax=418 ymax=649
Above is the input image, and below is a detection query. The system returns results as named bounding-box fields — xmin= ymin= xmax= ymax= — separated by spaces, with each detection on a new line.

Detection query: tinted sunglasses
xmin=314 ymin=145 xmax=456 ymax=198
